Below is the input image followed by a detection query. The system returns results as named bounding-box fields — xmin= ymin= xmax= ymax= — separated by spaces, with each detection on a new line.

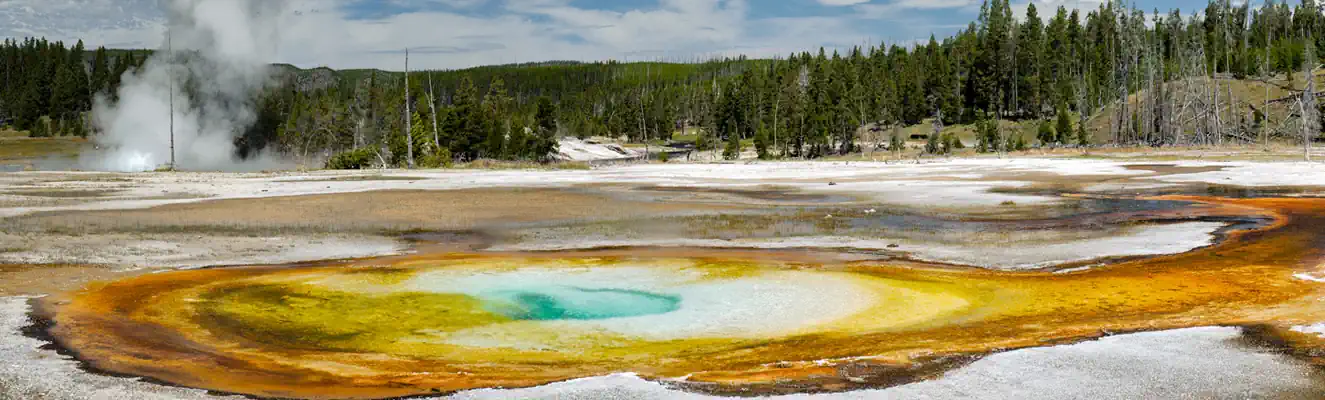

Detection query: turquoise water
xmin=483 ymin=287 xmax=681 ymax=321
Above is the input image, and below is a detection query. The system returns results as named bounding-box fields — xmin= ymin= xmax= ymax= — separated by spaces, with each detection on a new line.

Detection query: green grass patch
xmin=0 ymin=136 xmax=85 ymax=163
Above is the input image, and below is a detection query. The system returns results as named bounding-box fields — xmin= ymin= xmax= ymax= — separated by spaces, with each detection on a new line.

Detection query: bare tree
xmin=1300 ymin=44 xmax=1319 ymax=161
xmin=1264 ymin=0 xmax=1272 ymax=150
xmin=427 ymin=72 xmax=440 ymax=153
xmin=404 ymin=48 xmax=415 ymax=169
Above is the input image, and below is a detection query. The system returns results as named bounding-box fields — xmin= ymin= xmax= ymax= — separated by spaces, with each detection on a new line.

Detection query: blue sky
xmin=0 ymin=0 xmax=1219 ymax=70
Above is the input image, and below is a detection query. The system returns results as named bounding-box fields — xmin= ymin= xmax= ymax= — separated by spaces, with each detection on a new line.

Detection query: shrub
xmin=28 ymin=117 xmax=47 ymax=138
xmin=658 ymin=151 xmax=670 ymax=163
xmin=326 ymin=147 xmax=377 ymax=170
xmin=945 ymin=133 xmax=965 ymax=149
xmin=417 ymin=147 xmax=453 ymax=169
xmin=925 ymin=132 xmax=941 ymax=154
xmin=696 ymin=132 xmax=713 ymax=151
xmin=1037 ymin=121 xmax=1056 ymax=147
xmin=889 ymin=128 xmax=906 ymax=153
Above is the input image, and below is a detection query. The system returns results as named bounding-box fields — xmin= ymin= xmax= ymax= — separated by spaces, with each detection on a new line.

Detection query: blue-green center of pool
xmin=483 ymin=287 xmax=681 ymax=320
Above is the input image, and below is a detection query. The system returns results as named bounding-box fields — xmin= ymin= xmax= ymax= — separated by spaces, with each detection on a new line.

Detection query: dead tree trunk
xmin=1302 ymin=63 xmax=1319 ymax=161
xmin=404 ymin=48 xmax=415 ymax=169
xmin=428 ymin=72 xmax=440 ymax=153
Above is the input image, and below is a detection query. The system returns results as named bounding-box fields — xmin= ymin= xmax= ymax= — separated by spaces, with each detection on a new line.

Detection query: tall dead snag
xmin=428 ymin=72 xmax=440 ymax=153
xmin=404 ymin=48 xmax=415 ymax=169
xmin=1300 ymin=48 xmax=1319 ymax=162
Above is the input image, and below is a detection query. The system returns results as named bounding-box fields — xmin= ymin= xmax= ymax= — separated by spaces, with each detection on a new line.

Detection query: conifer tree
xmin=109 ymin=53 xmax=134 ymax=100
xmin=1037 ymin=121 xmax=1056 ymax=147
xmin=90 ymin=47 xmax=110 ymax=96
xmin=66 ymin=40 xmax=88 ymax=112
xmin=723 ymin=131 xmax=742 ymax=160
xmin=1055 ymin=107 xmax=1073 ymax=145
xmin=925 ymin=37 xmax=960 ymax=125
xmin=49 ymin=62 xmax=79 ymax=119
xmin=533 ymin=97 xmax=559 ymax=161
xmin=1077 ymin=118 xmax=1091 ymax=148
xmin=754 ymin=121 xmax=771 ymax=159
xmin=889 ymin=125 xmax=906 ymax=154
xmin=1018 ymin=3 xmax=1045 ymax=117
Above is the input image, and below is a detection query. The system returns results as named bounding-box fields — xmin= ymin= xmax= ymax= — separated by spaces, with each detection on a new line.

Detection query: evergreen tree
xmin=1077 ymin=117 xmax=1091 ymax=147
xmin=1037 ymin=121 xmax=1056 ymax=147
xmin=483 ymin=78 xmax=509 ymax=159
xmin=1046 ymin=7 xmax=1071 ymax=108
xmin=925 ymin=37 xmax=960 ymax=125
xmin=66 ymin=40 xmax=88 ymax=112
xmin=533 ymin=96 xmax=559 ymax=161
xmin=975 ymin=111 xmax=1001 ymax=153
xmin=925 ymin=130 xmax=941 ymax=154
xmin=29 ymin=116 xmax=47 ymax=137
xmin=897 ymin=49 xmax=926 ymax=125
xmin=90 ymin=47 xmax=110 ymax=96
xmin=754 ymin=121 xmax=772 ymax=159
xmin=109 ymin=52 xmax=134 ymax=100
xmin=1017 ymin=3 xmax=1045 ymax=117
xmin=1055 ymin=107 xmax=1073 ymax=145
xmin=410 ymin=110 xmax=431 ymax=162
xmin=889 ymin=126 xmax=906 ymax=153
xmin=723 ymin=132 xmax=742 ymax=160
xmin=49 ymin=62 xmax=79 ymax=120
xmin=971 ymin=0 xmax=1011 ymax=116
xmin=449 ymin=76 xmax=484 ymax=160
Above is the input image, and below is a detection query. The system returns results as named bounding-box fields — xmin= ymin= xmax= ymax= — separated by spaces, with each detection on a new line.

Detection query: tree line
xmin=0 ymin=38 xmax=146 ymax=137
xmin=300 ymin=0 xmax=1325 ymax=165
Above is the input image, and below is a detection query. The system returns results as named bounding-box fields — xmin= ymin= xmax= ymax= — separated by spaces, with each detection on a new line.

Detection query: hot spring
xmin=30 ymin=196 xmax=1325 ymax=399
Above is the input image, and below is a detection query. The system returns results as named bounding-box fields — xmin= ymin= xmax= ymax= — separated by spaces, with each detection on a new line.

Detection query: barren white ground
xmin=0 ymin=158 xmax=1314 ymax=269
xmin=6 ymin=158 xmax=1309 ymax=218
xmin=0 ymin=233 xmax=405 ymax=270
xmin=446 ymin=327 xmax=1322 ymax=400
xmin=493 ymin=221 xmax=1225 ymax=270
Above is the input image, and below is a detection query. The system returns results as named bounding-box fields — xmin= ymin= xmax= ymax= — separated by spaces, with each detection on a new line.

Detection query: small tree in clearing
xmin=1077 ymin=120 xmax=1091 ymax=149
xmin=889 ymin=125 xmax=906 ymax=155
xmin=754 ymin=122 xmax=772 ymax=160
xmin=1036 ymin=121 xmax=1055 ymax=148
xmin=723 ymin=134 xmax=741 ymax=160
xmin=1055 ymin=107 xmax=1073 ymax=145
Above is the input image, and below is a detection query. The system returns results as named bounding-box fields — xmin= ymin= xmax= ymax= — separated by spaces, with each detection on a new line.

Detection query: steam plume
xmin=84 ymin=0 xmax=288 ymax=172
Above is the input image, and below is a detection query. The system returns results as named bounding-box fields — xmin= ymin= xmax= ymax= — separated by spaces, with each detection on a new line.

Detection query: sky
xmin=0 ymin=0 xmax=1210 ymax=70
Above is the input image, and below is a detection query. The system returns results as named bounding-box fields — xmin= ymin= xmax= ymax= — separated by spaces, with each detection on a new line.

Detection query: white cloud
xmin=0 ymin=0 xmax=164 ymax=48
xmin=856 ymin=0 xmax=979 ymax=16
xmin=275 ymin=0 xmax=875 ymax=69
xmin=817 ymin=0 xmax=871 ymax=6
xmin=1012 ymin=0 xmax=1106 ymax=22
xmin=0 ymin=0 xmax=882 ymax=70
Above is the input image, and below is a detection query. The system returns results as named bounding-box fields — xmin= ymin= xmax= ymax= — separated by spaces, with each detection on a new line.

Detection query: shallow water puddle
xmin=29 ymin=196 xmax=1325 ymax=399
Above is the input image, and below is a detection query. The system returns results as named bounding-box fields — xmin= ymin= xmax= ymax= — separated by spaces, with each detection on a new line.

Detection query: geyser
xmin=83 ymin=0 xmax=288 ymax=172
